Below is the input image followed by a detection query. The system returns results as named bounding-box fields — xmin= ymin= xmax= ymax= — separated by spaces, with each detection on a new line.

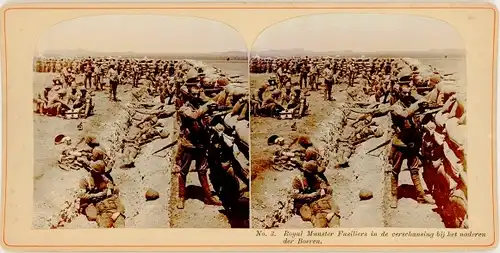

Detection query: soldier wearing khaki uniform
xmin=389 ymin=75 xmax=435 ymax=208
xmin=77 ymin=160 xmax=125 ymax=228
xmin=175 ymin=86 xmax=222 ymax=209
xmin=291 ymin=160 xmax=340 ymax=228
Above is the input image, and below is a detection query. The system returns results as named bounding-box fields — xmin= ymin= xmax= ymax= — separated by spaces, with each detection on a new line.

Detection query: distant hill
xmin=251 ymin=48 xmax=466 ymax=58
xmin=37 ymin=49 xmax=248 ymax=60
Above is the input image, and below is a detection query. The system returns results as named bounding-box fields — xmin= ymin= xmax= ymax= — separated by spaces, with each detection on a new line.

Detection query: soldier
xmin=77 ymin=160 xmax=125 ymax=228
xmin=276 ymin=64 xmax=284 ymax=86
xmin=281 ymin=83 xmax=293 ymax=106
xmin=291 ymin=160 xmax=340 ymax=228
xmin=72 ymin=87 xmax=93 ymax=118
xmin=175 ymin=86 xmax=222 ymax=209
xmin=94 ymin=63 xmax=102 ymax=90
xmin=299 ymin=60 xmax=309 ymax=89
xmin=33 ymin=84 xmax=52 ymax=114
xmin=287 ymin=134 xmax=314 ymax=151
xmin=66 ymin=82 xmax=79 ymax=106
xmin=287 ymin=86 xmax=308 ymax=118
xmin=132 ymin=63 xmax=140 ymax=87
xmin=46 ymin=89 xmax=70 ymax=117
xmin=107 ymin=64 xmax=119 ymax=101
xmin=259 ymin=89 xmax=283 ymax=117
xmin=389 ymin=75 xmax=435 ymax=208
xmin=322 ymin=63 xmax=335 ymax=101
xmin=308 ymin=62 xmax=318 ymax=91
xmin=126 ymin=115 xmax=169 ymax=146
xmin=422 ymin=74 xmax=442 ymax=103
xmin=339 ymin=115 xmax=383 ymax=145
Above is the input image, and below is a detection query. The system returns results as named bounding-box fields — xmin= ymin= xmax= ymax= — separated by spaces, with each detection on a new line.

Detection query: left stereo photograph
xmin=32 ymin=14 xmax=250 ymax=229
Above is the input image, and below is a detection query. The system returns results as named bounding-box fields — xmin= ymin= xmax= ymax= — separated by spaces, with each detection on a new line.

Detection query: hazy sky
xmin=36 ymin=15 xmax=247 ymax=54
xmin=252 ymin=13 xmax=465 ymax=52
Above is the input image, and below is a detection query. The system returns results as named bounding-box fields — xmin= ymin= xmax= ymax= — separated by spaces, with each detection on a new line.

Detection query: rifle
xmin=416 ymin=86 xmax=433 ymax=93
xmin=366 ymin=138 xmax=391 ymax=154
xmin=418 ymin=107 xmax=442 ymax=116
xmin=203 ymin=87 xmax=225 ymax=94
xmin=207 ymin=104 xmax=233 ymax=113
xmin=151 ymin=140 xmax=178 ymax=156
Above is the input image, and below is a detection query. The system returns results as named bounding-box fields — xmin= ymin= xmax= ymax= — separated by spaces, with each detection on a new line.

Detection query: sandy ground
xmin=250 ymin=57 xmax=464 ymax=228
xmin=33 ymin=72 xmax=173 ymax=229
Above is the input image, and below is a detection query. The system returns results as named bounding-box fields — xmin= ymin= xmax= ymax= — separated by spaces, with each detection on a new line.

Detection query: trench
xmin=251 ymin=74 xmax=451 ymax=229
xmin=33 ymin=77 xmax=174 ymax=229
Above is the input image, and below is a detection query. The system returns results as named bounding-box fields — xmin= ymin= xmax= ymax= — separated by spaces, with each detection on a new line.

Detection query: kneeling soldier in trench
xmin=291 ymin=160 xmax=340 ymax=228
xmin=77 ymin=160 xmax=125 ymax=228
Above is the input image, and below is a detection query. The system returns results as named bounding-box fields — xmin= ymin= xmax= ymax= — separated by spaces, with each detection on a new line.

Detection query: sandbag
xmin=214 ymin=91 xmax=228 ymax=105
xmin=442 ymin=142 xmax=465 ymax=187
xmin=235 ymin=120 xmax=250 ymax=147
xmin=432 ymin=164 xmax=452 ymax=208
xmin=224 ymin=84 xmax=248 ymax=97
xmin=185 ymin=68 xmax=199 ymax=80
xmin=224 ymin=114 xmax=238 ymax=129
xmin=441 ymin=95 xmax=457 ymax=112
xmin=435 ymin=111 xmax=451 ymax=128
xmin=450 ymin=99 xmax=466 ymax=119
xmin=458 ymin=111 xmax=466 ymax=125
xmin=437 ymin=81 xmax=458 ymax=96
xmin=447 ymin=189 xmax=468 ymax=228
xmin=368 ymin=95 xmax=377 ymax=104
xmin=445 ymin=117 xmax=466 ymax=148
xmin=232 ymin=99 xmax=244 ymax=116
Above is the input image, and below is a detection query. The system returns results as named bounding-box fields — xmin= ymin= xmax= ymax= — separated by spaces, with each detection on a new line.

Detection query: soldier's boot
xmin=198 ymin=173 xmax=222 ymax=206
xmin=411 ymin=173 xmax=436 ymax=205
xmin=177 ymin=174 xmax=186 ymax=209
xmin=390 ymin=174 xmax=399 ymax=209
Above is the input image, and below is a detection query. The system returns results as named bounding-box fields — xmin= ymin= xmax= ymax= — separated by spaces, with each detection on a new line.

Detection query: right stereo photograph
xmin=249 ymin=13 xmax=468 ymax=229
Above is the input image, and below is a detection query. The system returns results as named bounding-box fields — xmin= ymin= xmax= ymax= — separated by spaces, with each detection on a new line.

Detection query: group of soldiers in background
xmin=252 ymin=55 xmax=466 ymax=228
xmin=35 ymin=55 xmax=250 ymax=228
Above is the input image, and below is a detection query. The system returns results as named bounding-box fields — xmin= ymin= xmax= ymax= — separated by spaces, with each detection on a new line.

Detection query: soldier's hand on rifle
xmin=310 ymin=191 xmax=320 ymax=199
xmin=419 ymin=100 xmax=429 ymax=109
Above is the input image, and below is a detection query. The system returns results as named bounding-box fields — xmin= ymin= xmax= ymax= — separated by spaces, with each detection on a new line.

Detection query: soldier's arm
xmin=179 ymin=103 xmax=211 ymax=120
xmin=105 ymin=178 xmax=115 ymax=195
xmin=286 ymin=137 xmax=300 ymax=149
xmin=350 ymin=114 xmax=368 ymax=126
xmin=411 ymin=90 xmax=425 ymax=101
xmin=290 ymin=177 xmax=319 ymax=201
xmin=76 ymin=179 xmax=106 ymax=201
xmin=319 ymin=181 xmax=334 ymax=195
xmin=372 ymin=104 xmax=392 ymax=117
xmin=391 ymin=102 xmax=420 ymax=118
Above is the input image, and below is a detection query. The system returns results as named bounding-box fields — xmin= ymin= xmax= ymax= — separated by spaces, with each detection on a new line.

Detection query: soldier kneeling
xmin=291 ymin=160 xmax=340 ymax=228
xmin=77 ymin=160 xmax=125 ymax=228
